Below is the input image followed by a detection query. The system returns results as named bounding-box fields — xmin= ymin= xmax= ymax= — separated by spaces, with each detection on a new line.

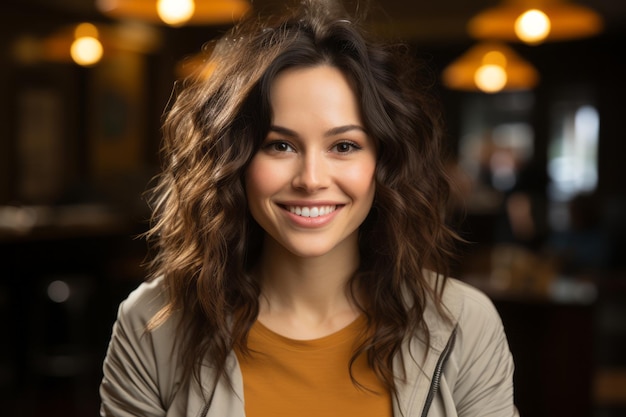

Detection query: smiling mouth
xmin=284 ymin=205 xmax=337 ymax=218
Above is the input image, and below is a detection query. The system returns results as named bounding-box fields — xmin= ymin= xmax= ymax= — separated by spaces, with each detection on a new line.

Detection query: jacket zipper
xmin=199 ymin=382 xmax=216 ymax=417
xmin=420 ymin=326 xmax=457 ymax=417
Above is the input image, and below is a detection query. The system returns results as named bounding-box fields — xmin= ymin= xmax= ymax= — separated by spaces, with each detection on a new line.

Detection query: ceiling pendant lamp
xmin=13 ymin=21 xmax=161 ymax=67
xmin=70 ymin=23 xmax=104 ymax=66
xmin=467 ymin=0 xmax=603 ymax=45
xmin=442 ymin=42 xmax=539 ymax=93
xmin=96 ymin=0 xmax=251 ymax=27
xmin=35 ymin=22 xmax=105 ymax=66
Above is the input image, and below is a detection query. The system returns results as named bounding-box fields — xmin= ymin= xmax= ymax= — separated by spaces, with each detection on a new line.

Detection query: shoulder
xmin=101 ymin=276 xmax=185 ymax=414
xmin=440 ymin=279 xmax=518 ymax=415
xmin=407 ymin=275 xmax=517 ymax=415
xmin=115 ymin=276 xmax=181 ymax=360
xmin=118 ymin=276 xmax=169 ymax=326
xmin=442 ymin=278 xmax=502 ymax=326
xmin=442 ymin=279 xmax=513 ymax=387
xmin=440 ymin=277 xmax=508 ymax=354
xmin=421 ymin=274 xmax=502 ymax=350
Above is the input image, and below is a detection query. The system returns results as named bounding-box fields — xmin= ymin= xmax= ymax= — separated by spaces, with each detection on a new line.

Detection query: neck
xmin=255 ymin=234 xmax=361 ymax=325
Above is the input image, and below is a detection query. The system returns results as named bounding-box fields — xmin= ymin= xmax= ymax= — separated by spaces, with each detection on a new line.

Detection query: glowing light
xmin=97 ymin=0 xmax=250 ymax=26
xmin=474 ymin=50 xmax=509 ymax=93
xmin=475 ymin=64 xmax=508 ymax=93
xmin=468 ymin=1 xmax=602 ymax=44
xmin=70 ymin=23 xmax=103 ymax=66
xmin=157 ymin=0 xmax=195 ymax=26
xmin=71 ymin=37 xmax=103 ymax=66
xmin=515 ymin=9 xmax=551 ymax=44
xmin=442 ymin=42 xmax=538 ymax=93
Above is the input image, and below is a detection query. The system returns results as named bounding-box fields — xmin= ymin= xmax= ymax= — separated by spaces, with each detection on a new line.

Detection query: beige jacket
xmin=100 ymin=277 xmax=518 ymax=417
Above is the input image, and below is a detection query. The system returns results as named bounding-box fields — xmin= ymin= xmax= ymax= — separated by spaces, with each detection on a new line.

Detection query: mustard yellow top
xmin=235 ymin=315 xmax=392 ymax=417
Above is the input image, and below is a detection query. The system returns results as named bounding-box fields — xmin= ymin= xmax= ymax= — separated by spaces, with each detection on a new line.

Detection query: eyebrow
xmin=268 ymin=124 xmax=367 ymax=138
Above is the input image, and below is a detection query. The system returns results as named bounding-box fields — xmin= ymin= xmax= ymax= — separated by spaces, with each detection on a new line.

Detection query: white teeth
xmin=288 ymin=205 xmax=336 ymax=218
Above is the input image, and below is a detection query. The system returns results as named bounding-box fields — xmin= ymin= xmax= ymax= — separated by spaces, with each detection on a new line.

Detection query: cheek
xmin=341 ymin=159 xmax=377 ymax=199
xmin=245 ymin=157 xmax=285 ymax=202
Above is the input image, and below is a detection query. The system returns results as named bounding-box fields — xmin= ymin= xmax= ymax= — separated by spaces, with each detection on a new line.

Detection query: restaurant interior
xmin=1 ymin=0 xmax=625 ymax=416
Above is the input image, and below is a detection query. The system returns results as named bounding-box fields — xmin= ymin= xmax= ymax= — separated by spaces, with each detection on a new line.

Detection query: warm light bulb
xmin=71 ymin=37 xmax=103 ymax=66
xmin=515 ymin=9 xmax=551 ymax=44
xmin=475 ymin=64 xmax=507 ymax=93
xmin=70 ymin=24 xmax=103 ymax=67
xmin=157 ymin=0 xmax=195 ymax=26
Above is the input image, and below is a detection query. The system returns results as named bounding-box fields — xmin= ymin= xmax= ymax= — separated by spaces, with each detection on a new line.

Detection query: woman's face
xmin=245 ymin=65 xmax=376 ymax=259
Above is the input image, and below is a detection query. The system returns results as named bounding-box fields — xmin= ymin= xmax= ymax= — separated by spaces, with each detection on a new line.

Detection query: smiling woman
xmin=99 ymin=1 xmax=519 ymax=416
xmin=245 ymin=65 xmax=376 ymax=260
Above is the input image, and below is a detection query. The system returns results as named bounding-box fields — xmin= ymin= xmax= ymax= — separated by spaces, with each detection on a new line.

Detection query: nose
xmin=292 ymin=152 xmax=329 ymax=192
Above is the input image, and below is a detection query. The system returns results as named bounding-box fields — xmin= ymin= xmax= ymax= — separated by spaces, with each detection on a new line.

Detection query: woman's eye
xmin=333 ymin=141 xmax=361 ymax=153
xmin=265 ymin=141 xmax=294 ymax=152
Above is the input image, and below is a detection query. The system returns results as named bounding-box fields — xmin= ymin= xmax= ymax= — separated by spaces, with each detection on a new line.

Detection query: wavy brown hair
xmin=146 ymin=0 xmax=459 ymax=396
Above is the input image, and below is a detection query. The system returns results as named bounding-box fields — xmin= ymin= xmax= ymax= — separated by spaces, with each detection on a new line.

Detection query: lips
xmin=286 ymin=205 xmax=337 ymax=218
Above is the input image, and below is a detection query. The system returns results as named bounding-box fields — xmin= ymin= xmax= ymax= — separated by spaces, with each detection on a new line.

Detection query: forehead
xmin=269 ymin=65 xmax=361 ymax=121
xmin=272 ymin=64 xmax=354 ymax=92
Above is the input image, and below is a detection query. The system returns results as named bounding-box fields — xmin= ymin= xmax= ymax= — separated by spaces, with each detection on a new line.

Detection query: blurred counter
xmin=0 ymin=204 xmax=135 ymax=241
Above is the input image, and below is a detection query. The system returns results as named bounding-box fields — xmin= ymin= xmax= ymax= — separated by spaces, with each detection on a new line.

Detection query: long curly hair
xmin=146 ymin=0 xmax=459 ymax=395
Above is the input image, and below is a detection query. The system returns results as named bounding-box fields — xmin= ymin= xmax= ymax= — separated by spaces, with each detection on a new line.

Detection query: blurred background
xmin=1 ymin=0 xmax=625 ymax=416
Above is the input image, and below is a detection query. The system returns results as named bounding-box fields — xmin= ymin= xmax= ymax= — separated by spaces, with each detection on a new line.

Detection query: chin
xmin=286 ymin=246 xmax=335 ymax=259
